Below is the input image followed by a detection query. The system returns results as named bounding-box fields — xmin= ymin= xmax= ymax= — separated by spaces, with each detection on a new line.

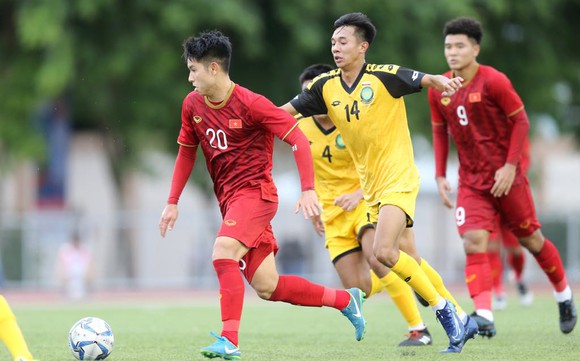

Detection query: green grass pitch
xmin=3 ymin=292 xmax=578 ymax=360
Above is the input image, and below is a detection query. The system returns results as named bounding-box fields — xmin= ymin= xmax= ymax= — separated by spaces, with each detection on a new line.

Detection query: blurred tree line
xmin=1 ymin=0 xmax=579 ymax=193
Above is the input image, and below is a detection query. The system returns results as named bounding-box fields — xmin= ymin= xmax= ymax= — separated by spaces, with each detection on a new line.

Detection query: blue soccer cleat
xmin=200 ymin=332 xmax=241 ymax=360
xmin=341 ymin=288 xmax=367 ymax=341
xmin=435 ymin=300 xmax=465 ymax=351
xmin=440 ymin=314 xmax=479 ymax=353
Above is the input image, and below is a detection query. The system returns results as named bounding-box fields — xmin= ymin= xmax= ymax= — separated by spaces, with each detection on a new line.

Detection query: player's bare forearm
xmin=422 ymin=74 xmax=464 ymax=96
xmin=280 ymin=102 xmax=298 ymax=116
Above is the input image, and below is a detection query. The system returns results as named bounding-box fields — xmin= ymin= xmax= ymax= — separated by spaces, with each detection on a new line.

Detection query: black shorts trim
xmin=356 ymin=223 xmax=375 ymax=242
xmin=332 ymin=246 xmax=362 ymax=265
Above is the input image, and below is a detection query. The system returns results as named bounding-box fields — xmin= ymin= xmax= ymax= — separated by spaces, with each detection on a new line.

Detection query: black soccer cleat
xmin=558 ymin=298 xmax=577 ymax=334
xmin=398 ymin=328 xmax=432 ymax=347
xmin=470 ymin=312 xmax=496 ymax=338
xmin=517 ymin=281 xmax=534 ymax=306
xmin=414 ymin=291 xmax=430 ymax=307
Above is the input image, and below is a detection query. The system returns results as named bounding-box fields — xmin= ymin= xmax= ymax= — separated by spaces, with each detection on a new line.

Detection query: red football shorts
xmin=217 ymin=187 xmax=280 ymax=282
xmin=456 ymin=177 xmax=541 ymax=238
xmin=489 ymin=214 xmax=521 ymax=248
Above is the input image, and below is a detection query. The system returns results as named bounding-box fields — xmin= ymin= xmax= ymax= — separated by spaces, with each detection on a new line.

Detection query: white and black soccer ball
xmin=68 ymin=317 xmax=114 ymax=360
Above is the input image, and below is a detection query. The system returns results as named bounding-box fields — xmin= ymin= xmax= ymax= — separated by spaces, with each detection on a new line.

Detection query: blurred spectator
xmin=56 ymin=232 xmax=94 ymax=300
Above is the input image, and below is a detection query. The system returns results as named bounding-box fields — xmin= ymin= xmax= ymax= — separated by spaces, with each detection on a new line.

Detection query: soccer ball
xmin=68 ymin=317 xmax=114 ymax=360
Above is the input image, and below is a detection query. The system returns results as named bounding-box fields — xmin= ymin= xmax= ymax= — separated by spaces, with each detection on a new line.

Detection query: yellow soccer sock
xmin=391 ymin=251 xmax=440 ymax=306
xmin=381 ymin=272 xmax=424 ymax=328
xmin=368 ymin=270 xmax=385 ymax=298
xmin=0 ymin=296 xmax=34 ymax=360
xmin=420 ymin=258 xmax=465 ymax=316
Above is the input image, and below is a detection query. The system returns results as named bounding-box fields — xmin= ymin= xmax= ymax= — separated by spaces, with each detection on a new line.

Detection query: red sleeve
xmin=488 ymin=70 xmax=524 ymax=117
xmin=177 ymin=94 xmax=200 ymax=147
xmin=428 ymin=88 xmax=449 ymax=177
xmin=282 ymin=126 xmax=315 ymax=191
xmin=248 ymin=95 xmax=300 ymax=141
xmin=506 ymin=109 xmax=530 ymax=165
xmin=432 ymin=124 xmax=449 ymax=178
xmin=167 ymin=145 xmax=197 ymax=204
xmin=520 ymin=138 xmax=531 ymax=173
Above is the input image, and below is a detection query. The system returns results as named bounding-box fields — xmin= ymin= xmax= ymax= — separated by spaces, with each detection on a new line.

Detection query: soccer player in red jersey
xmin=158 ymin=30 xmax=366 ymax=360
xmin=428 ymin=17 xmax=577 ymax=337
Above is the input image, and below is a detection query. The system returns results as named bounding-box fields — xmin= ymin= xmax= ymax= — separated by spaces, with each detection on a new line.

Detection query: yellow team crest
xmin=440 ymin=97 xmax=451 ymax=106
xmin=193 ymin=115 xmax=202 ymax=123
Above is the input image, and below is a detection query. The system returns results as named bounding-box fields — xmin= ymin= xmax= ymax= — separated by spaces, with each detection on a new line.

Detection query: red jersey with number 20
xmin=429 ymin=65 xmax=525 ymax=190
xmin=177 ymin=83 xmax=299 ymax=206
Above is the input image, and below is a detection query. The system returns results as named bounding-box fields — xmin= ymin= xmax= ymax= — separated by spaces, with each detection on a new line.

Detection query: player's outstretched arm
xmin=159 ymin=145 xmax=196 ymax=237
xmin=422 ymin=74 xmax=464 ymax=96
xmin=280 ymin=102 xmax=299 ymax=116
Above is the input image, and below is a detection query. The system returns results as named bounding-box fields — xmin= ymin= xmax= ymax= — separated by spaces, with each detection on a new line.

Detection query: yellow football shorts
xmin=366 ymin=185 xmax=419 ymax=226
xmin=324 ymin=202 xmax=373 ymax=263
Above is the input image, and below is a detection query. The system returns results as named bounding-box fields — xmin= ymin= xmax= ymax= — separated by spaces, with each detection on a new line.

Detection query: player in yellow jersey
xmin=299 ymin=64 xmax=432 ymax=347
xmin=281 ymin=13 xmax=477 ymax=353
xmin=0 ymin=295 xmax=36 ymax=361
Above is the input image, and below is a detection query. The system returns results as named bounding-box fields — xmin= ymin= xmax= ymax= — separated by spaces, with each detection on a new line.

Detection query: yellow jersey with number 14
xmin=290 ymin=64 xmax=424 ymax=208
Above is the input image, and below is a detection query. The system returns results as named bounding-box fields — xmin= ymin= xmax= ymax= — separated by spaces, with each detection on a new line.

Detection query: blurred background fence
xmin=1 ymin=182 xmax=579 ymax=293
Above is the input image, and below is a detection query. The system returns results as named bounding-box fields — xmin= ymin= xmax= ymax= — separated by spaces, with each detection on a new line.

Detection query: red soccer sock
xmin=269 ymin=275 xmax=350 ymax=310
xmin=507 ymin=252 xmax=525 ymax=281
xmin=213 ymin=259 xmax=245 ymax=346
xmin=532 ymin=238 xmax=568 ymax=292
xmin=465 ymin=253 xmax=493 ymax=311
xmin=488 ymin=250 xmax=504 ymax=295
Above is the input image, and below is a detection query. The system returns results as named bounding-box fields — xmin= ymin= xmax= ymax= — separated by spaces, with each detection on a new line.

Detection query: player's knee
xmin=374 ymin=247 xmax=398 ymax=268
xmin=368 ymin=255 xmax=385 ymax=273
xmin=462 ymin=236 xmax=487 ymax=254
xmin=519 ymin=230 xmax=544 ymax=253
xmin=252 ymin=280 xmax=277 ymax=300
xmin=255 ymin=289 xmax=274 ymax=300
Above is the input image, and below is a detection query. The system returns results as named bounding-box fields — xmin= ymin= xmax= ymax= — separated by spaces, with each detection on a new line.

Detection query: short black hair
xmin=299 ymin=63 xmax=333 ymax=85
xmin=443 ymin=17 xmax=483 ymax=44
xmin=334 ymin=12 xmax=376 ymax=45
xmin=182 ymin=30 xmax=232 ymax=72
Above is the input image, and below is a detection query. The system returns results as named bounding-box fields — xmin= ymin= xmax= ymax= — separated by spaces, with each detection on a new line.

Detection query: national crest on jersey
xmin=360 ymin=82 xmax=374 ymax=104
xmin=335 ymin=134 xmax=345 ymax=149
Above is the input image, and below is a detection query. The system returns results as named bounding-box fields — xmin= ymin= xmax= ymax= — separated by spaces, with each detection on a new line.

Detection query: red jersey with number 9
xmin=428 ymin=65 xmax=526 ymax=190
